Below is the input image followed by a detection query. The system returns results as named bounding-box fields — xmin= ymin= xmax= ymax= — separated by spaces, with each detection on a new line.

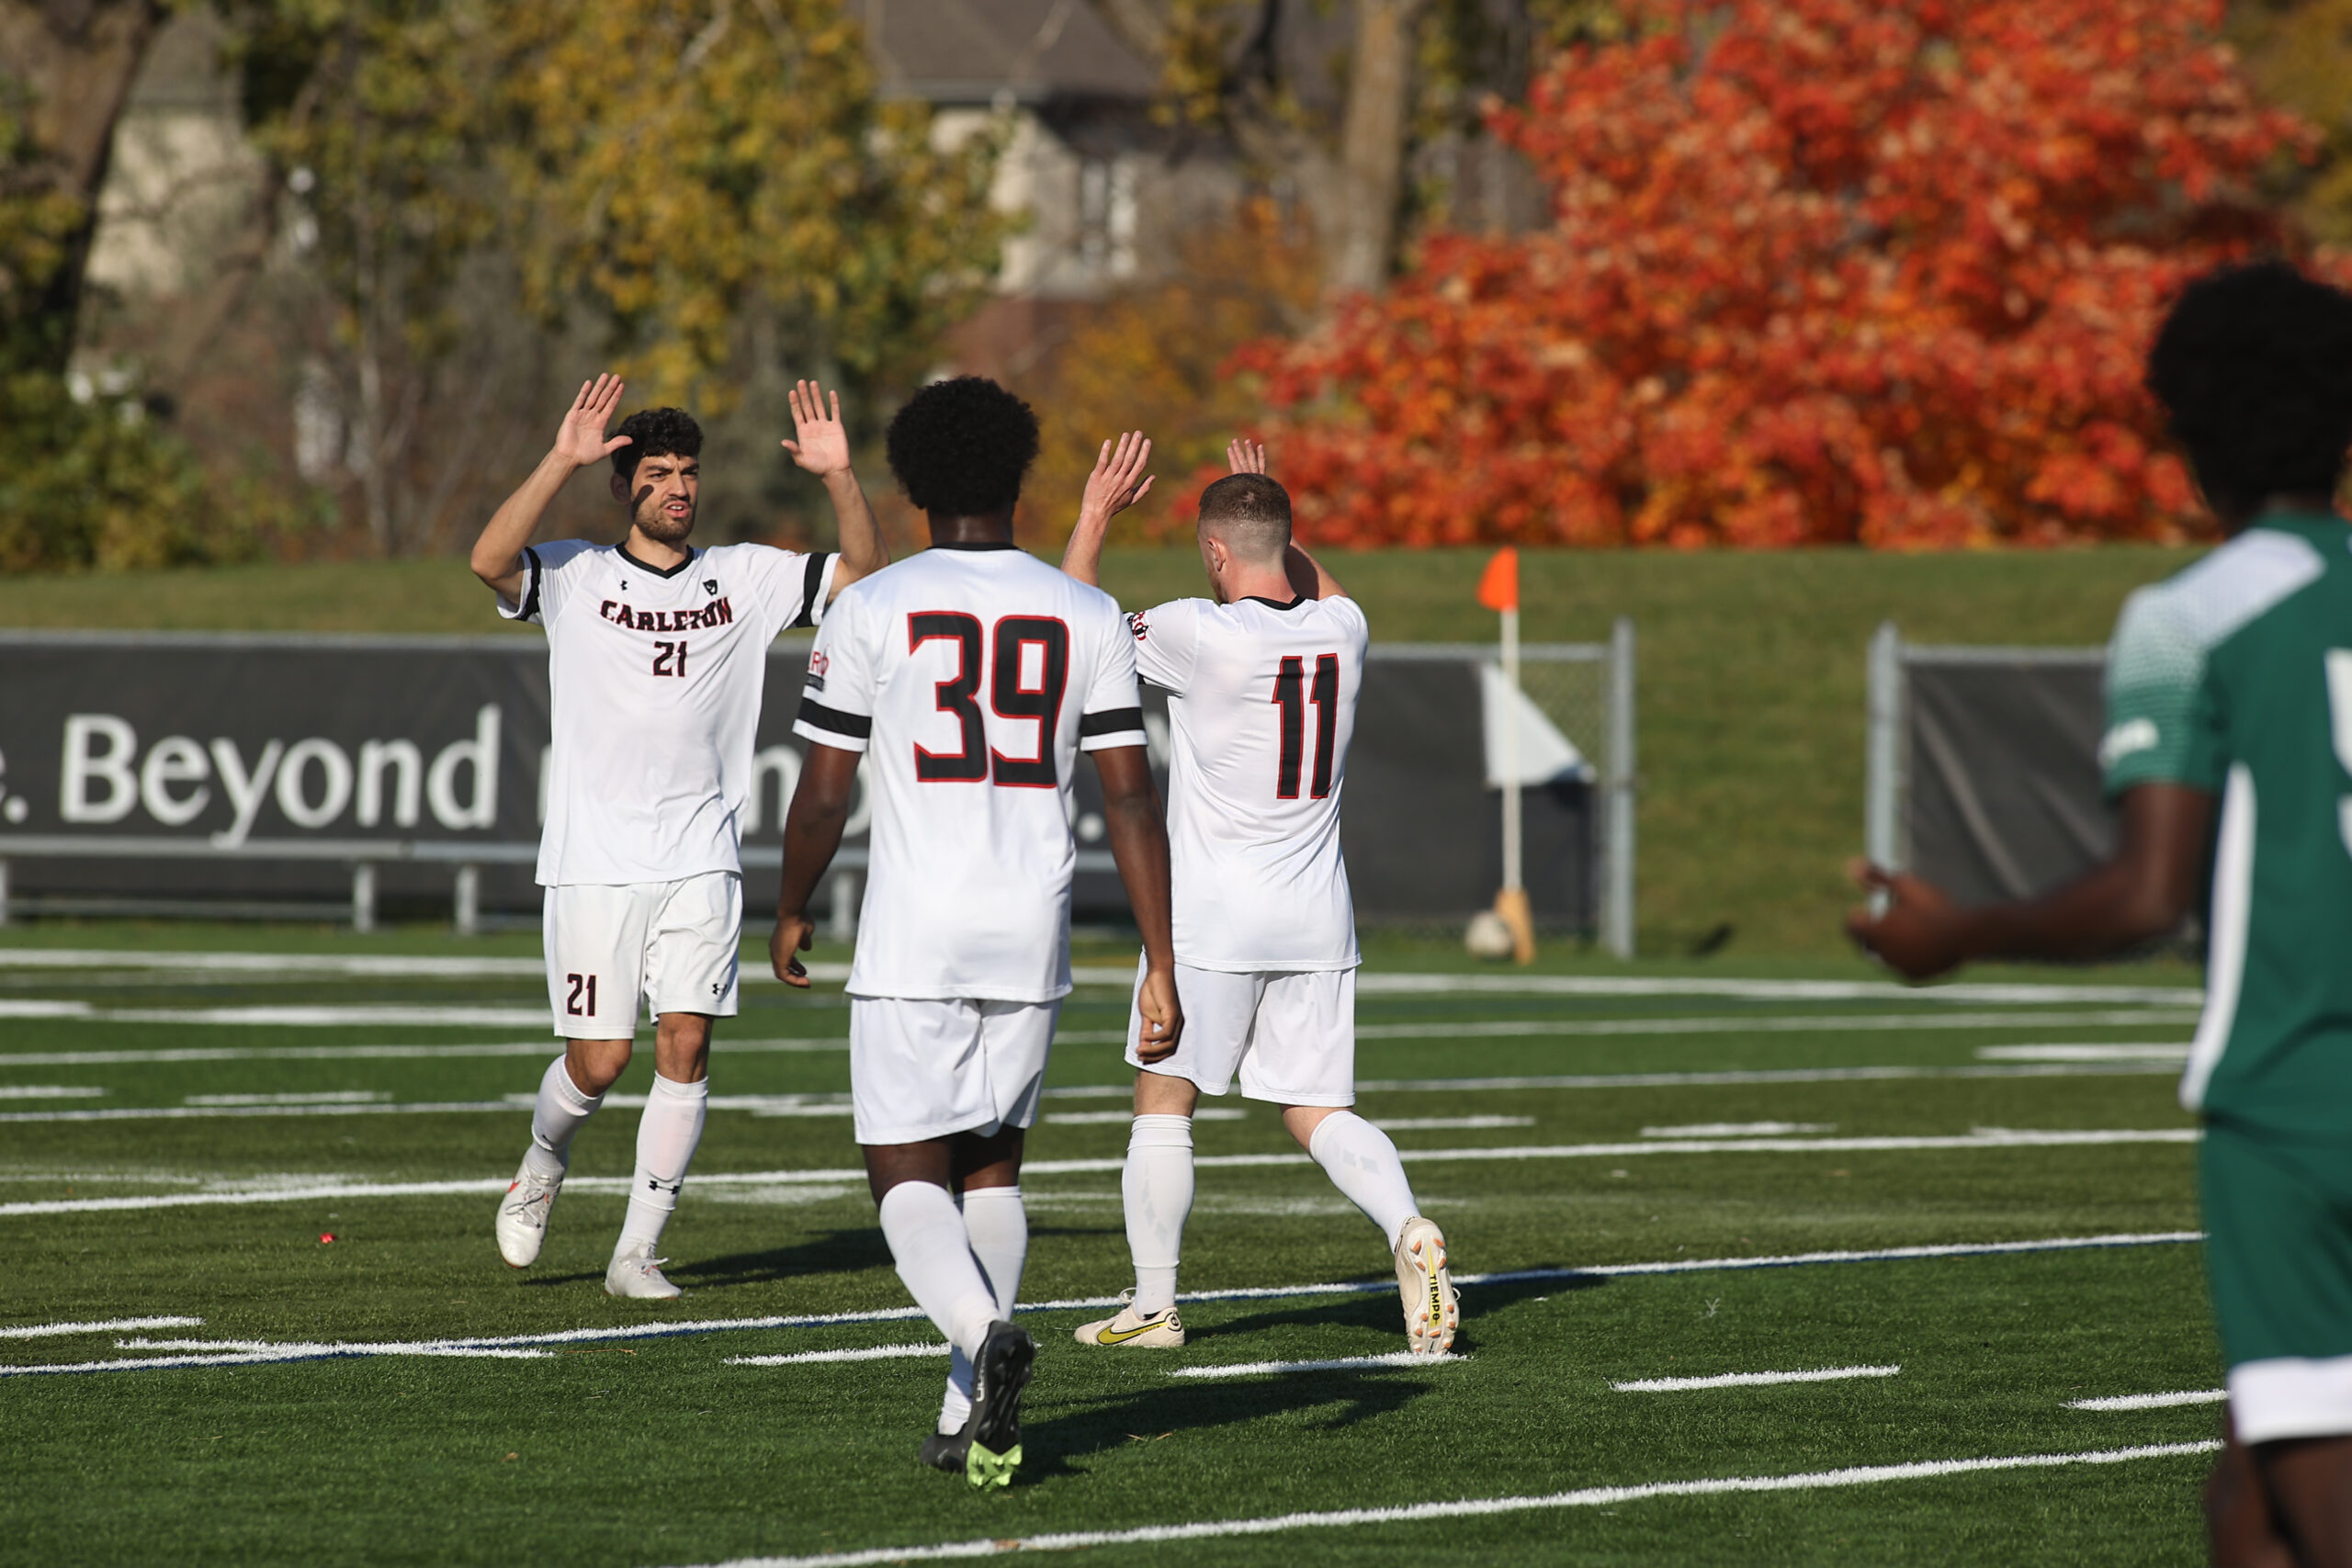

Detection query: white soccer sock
xmin=614 ymin=1074 xmax=707 ymax=1258
xmin=525 ymin=1055 xmax=602 ymax=1182
xmin=1307 ymin=1111 xmax=1420 ymax=1249
xmin=941 ymin=1186 xmax=1028 ymax=1434
xmin=1124 ymin=1114 xmax=1194 ymax=1314
xmin=877 ymin=1181 xmax=1001 ymax=1372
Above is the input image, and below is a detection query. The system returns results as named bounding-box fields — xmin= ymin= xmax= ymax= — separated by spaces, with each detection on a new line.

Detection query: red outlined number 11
xmin=1273 ymin=653 xmax=1339 ymax=799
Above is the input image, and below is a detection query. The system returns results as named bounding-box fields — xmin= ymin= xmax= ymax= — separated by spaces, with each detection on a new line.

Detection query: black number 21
xmin=1272 ymin=653 xmax=1339 ymax=799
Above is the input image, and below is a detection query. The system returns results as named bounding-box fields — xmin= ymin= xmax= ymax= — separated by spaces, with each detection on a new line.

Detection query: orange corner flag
xmin=1476 ymin=547 xmax=1520 ymax=613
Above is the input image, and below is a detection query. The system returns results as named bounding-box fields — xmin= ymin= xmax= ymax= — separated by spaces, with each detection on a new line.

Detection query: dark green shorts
xmin=2200 ymin=1120 xmax=2352 ymax=1441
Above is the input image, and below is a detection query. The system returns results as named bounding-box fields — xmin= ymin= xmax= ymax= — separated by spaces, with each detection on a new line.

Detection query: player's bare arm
xmin=1094 ymin=744 xmax=1183 ymax=1058
xmin=770 ymin=742 xmax=861 ymax=988
xmin=1058 ymin=431 xmax=1154 ymax=588
xmin=1845 ymin=782 xmax=2213 ymax=980
xmin=781 ymin=379 xmax=889 ymax=597
xmin=470 ymin=374 xmax=632 ymax=603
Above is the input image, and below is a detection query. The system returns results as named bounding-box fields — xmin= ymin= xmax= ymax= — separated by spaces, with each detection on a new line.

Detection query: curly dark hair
xmin=611 ymin=406 xmax=703 ymax=481
xmin=2146 ymin=261 xmax=2352 ymax=517
xmin=884 ymin=377 xmax=1039 ymax=516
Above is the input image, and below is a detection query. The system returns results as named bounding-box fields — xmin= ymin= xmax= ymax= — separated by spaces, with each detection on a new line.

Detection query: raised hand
xmin=781 ymin=379 xmax=853 ymax=478
xmin=1227 ymin=437 xmax=1268 ymax=475
xmin=554 ymin=374 xmax=631 ymax=468
xmin=1080 ymin=431 xmax=1155 ymax=526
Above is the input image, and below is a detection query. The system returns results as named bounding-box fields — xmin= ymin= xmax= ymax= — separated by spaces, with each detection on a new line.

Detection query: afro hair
xmin=2146 ymin=261 xmax=2352 ymax=517
xmin=611 ymin=407 xmax=702 ymax=481
xmin=885 ymin=377 xmax=1039 ymax=517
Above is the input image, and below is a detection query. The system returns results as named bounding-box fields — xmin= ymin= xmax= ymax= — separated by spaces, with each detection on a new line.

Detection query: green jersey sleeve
xmin=2101 ymin=583 xmax=2226 ymax=796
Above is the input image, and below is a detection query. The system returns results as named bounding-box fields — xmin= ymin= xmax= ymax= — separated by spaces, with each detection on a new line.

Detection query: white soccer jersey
xmin=501 ymin=539 xmax=838 ymax=886
xmin=1130 ymin=592 xmax=1368 ymax=971
xmin=793 ymin=543 xmax=1148 ymax=1002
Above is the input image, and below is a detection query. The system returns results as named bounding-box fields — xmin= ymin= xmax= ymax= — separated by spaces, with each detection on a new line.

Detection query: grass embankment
xmin=0 ymin=547 xmax=2199 ymax=957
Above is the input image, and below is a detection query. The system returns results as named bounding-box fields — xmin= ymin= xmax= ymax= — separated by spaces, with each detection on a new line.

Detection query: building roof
xmin=857 ymin=0 xmax=1158 ymax=106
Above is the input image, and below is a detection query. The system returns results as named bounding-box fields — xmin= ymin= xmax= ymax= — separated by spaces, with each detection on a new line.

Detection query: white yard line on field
xmin=0 ymin=1086 xmax=104 ymax=1099
xmin=0 ymin=1315 xmax=202 ymax=1339
xmin=0 ymin=1039 xmax=848 ymax=1067
xmin=650 ymin=1442 xmax=2223 ymax=1568
xmin=1979 ymin=1044 xmax=2191 ymax=1063
xmin=1173 ymin=1353 xmax=1468 ymax=1379
xmin=1612 ymin=1364 xmax=1902 ymax=1393
xmin=1047 ymin=1012 xmax=2194 ymax=1047
xmin=0 ymin=1130 xmax=2203 ymax=1212
xmin=2069 ymin=1390 xmax=2226 ymax=1411
xmin=0 ymin=1233 xmax=2205 ymax=1376
xmin=726 ymin=1345 xmax=947 ymax=1367
xmin=0 ymin=949 xmax=2202 ymax=1005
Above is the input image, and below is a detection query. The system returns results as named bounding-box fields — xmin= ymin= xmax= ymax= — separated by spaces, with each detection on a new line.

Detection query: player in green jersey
xmin=1849 ymin=261 xmax=2352 ymax=1566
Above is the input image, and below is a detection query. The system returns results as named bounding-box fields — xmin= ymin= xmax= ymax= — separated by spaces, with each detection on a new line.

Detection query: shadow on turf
xmin=1005 ymin=1270 xmax=1583 ymax=1482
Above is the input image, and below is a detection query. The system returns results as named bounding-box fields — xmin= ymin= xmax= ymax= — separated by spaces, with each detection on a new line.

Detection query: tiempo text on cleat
xmin=494 ymin=1158 xmax=563 ymax=1269
xmin=1393 ymin=1216 xmax=1458 ymax=1355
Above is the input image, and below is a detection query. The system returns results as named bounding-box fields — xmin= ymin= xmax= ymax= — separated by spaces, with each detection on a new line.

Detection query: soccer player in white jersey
xmin=768 ymin=377 xmax=1182 ymax=1487
xmin=1059 ymin=434 xmax=1457 ymax=1356
xmin=470 ymin=373 xmax=888 ymax=1299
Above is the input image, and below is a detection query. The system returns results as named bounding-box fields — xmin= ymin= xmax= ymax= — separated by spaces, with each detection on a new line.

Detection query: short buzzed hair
xmin=1197 ymin=473 xmax=1292 ymax=564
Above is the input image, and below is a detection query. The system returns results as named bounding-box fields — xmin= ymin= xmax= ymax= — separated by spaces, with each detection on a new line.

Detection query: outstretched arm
xmin=781 ymin=380 xmax=888 ymax=599
xmin=770 ymin=743 xmax=861 ymax=988
xmin=1845 ymin=783 xmax=2211 ymax=979
xmin=1094 ymin=744 xmax=1183 ymax=1059
xmin=1230 ymin=438 xmax=1345 ymax=601
xmin=471 ymin=375 xmax=631 ymax=603
xmin=1059 ymin=431 xmax=1154 ymax=588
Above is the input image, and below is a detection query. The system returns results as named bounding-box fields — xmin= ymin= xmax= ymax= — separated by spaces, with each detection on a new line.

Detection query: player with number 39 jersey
xmin=794 ymin=543 xmax=1148 ymax=1002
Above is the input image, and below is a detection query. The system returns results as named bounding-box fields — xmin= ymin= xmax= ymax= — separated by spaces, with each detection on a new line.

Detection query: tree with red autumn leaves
xmin=1236 ymin=0 xmax=2340 ymax=548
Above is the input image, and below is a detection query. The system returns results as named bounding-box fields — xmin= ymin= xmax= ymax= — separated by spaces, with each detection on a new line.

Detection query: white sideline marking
xmin=0 ymin=1038 xmax=849 ymax=1067
xmin=187 ymin=1090 xmax=389 ymax=1106
xmin=1 ymin=1343 xmax=554 ymax=1375
xmin=651 ymin=1442 xmax=2222 ymax=1568
xmin=0 ymin=948 xmax=2200 ymax=1004
xmin=1046 ymin=1011 xmax=2191 ymax=1048
xmin=0 ymin=1315 xmax=202 ymax=1339
xmin=1350 ymin=1063 xmax=2183 ymax=1093
xmin=2069 ymin=1390 xmax=2225 ymax=1411
xmin=1979 ymin=1044 xmax=2191 ymax=1063
xmin=0 ymin=1233 xmax=2205 ymax=1376
xmin=1643 ymin=1122 xmax=1830 ymax=1137
xmin=1374 ymin=1116 xmax=1533 ymax=1131
xmin=727 ymin=1345 xmax=947 ymax=1367
xmin=0 ymin=1086 xmax=105 ymax=1100
xmin=1173 ymin=1353 xmax=1467 ymax=1379
xmin=1613 ymin=1364 xmax=1901 ymax=1393
xmin=0 ymin=1130 xmax=2202 ymax=1213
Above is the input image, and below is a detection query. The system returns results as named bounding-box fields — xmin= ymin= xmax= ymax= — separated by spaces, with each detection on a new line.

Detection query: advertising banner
xmin=0 ymin=632 xmax=1596 ymax=929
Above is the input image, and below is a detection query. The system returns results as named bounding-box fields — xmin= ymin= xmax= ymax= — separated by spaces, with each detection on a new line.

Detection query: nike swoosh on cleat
xmin=1094 ymin=1321 xmax=1167 ymax=1345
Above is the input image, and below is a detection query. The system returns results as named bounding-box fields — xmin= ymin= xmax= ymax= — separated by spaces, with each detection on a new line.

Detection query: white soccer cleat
xmin=1393 ymin=1216 xmax=1457 ymax=1354
xmin=494 ymin=1158 xmax=563 ymax=1269
xmin=605 ymin=1246 xmax=684 ymax=1300
xmin=1074 ymin=1292 xmax=1186 ymax=1348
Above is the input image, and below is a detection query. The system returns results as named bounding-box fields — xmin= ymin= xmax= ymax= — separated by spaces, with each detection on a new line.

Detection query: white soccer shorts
xmin=848 ymin=996 xmax=1061 ymax=1146
xmin=1124 ymin=955 xmax=1357 ymax=1106
xmin=542 ymin=871 xmax=741 ymax=1039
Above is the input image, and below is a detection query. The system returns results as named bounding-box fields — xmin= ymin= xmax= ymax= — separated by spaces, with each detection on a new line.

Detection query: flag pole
xmin=1479 ymin=548 xmax=1536 ymax=964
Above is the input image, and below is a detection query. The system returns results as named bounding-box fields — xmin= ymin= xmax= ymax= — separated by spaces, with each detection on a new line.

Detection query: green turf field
xmin=0 ymin=546 xmax=2198 ymax=955
xmin=0 ymin=927 xmax=2222 ymax=1566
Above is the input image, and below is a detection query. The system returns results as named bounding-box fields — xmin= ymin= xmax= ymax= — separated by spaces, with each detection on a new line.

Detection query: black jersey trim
xmin=797 ymin=698 xmax=873 ymax=739
xmin=930 ymin=539 xmax=1020 ymax=552
xmin=518 ymin=547 xmax=543 ymax=621
xmin=1080 ymin=706 xmax=1145 ymax=737
xmin=1240 ymin=593 xmax=1308 ymax=612
xmin=616 ymin=543 xmax=697 ymax=579
xmin=789 ymin=552 xmax=832 ymax=630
